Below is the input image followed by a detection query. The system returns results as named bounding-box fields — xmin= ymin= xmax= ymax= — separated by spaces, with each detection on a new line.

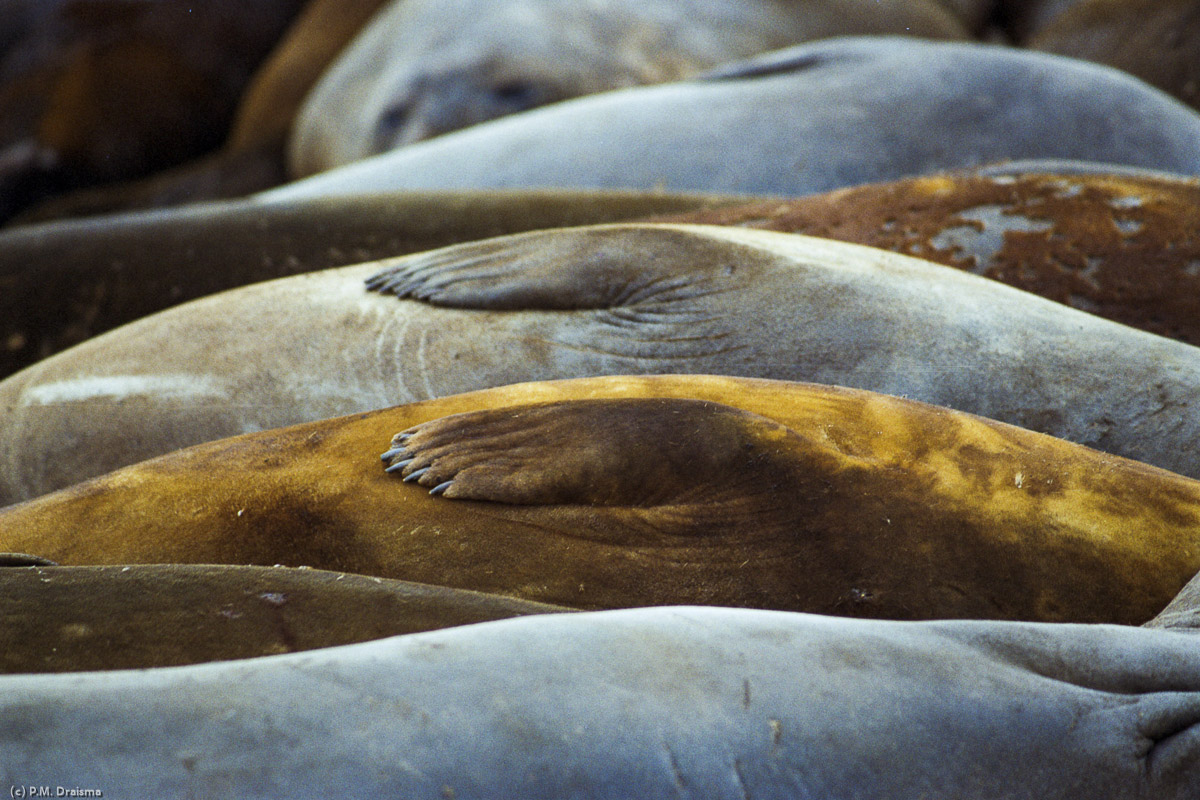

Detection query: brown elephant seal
xmin=3 ymin=606 xmax=1198 ymax=797
xmin=0 ymin=189 xmax=751 ymax=378
xmin=0 ymin=563 xmax=566 ymax=673
xmin=2 ymin=374 xmax=1200 ymax=624
xmin=2 ymin=0 xmax=393 ymax=226
xmin=290 ymin=0 xmax=968 ymax=177
xmin=0 ymin=0 xmax=306 ymax=222
xmin=651 ymin=168 xmax=1200 ymax=343
xmin=226 ymin=0 xmax=392 ymax=154
xmin=1028 ymin=0 xmax=1200 ymax=112
xmin=5 ymin=223 xmax=1200 ymax=504
xmin=1002 ymin=0 xmax=1085 ymax=39
xmin=265 ymin=37 xmax=1200 ymax=200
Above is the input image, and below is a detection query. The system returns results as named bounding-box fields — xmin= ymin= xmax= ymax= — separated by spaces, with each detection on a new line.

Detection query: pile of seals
xmin=1 ymin=1 xmax=1199 ymax=795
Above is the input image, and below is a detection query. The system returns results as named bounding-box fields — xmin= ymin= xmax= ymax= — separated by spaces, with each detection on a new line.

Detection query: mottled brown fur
xmin=651 ymin=171 xmax=1200 ymax=343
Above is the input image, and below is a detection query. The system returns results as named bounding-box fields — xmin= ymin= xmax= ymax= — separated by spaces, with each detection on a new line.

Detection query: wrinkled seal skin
xmin=262 ymin=37 xmax=1200 ymax=202
xmin=0 ymin=190 xmax=750 ymax=378
xmin=652 ymin=169 xmax=1200 ymax=343
xmin=0 ymin=563 xmax=566 ymax=673
xmin=1 ymin=606 xmax=1198 ymax=798
xmin=0 ymin=0 xmax=306 ymax=222
xmin=1028 ymin=0 xmax=1200 ymax=113
xmin=4 ymin=224 xmax=1200 ymax=503
xmin=3 ymin=374 xmax=1200 ymax=624
xmin=290 ymin=0 xmax=968 ymax=176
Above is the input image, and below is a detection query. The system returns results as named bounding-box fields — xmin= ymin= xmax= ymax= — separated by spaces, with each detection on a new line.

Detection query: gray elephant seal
xmin=263 ymin=37 xmax=1200 ymax=201
xmin=5 ymin=223 xmax=1200 ymax=504
xmin=290 ymin=0 xmax=968 ymax=176
xmin=1 ymin=606 xmax=1197 ymax=797
xmin=0 ymin=563 xmax=566 ymax=673
xmin=0 ymin=188 xmax=749 ymax=379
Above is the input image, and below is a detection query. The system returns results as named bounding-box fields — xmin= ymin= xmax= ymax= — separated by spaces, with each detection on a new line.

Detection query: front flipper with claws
xmin=364 ymin=223 xmax=778 ymax=312
xmin=379 ymin=398 xmax=818 ymax=512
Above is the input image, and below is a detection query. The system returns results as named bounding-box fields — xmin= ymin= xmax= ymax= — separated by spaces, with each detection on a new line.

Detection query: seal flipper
xmin=1144 ymin=569 xmax=1200 ymax=631
xmin=365 ymin=224 xmax=770 ymax=311
xmin=380 ymin=398 xmax=812 ymax=510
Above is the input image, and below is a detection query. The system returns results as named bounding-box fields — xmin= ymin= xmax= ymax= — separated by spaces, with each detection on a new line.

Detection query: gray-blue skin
xmin=259 ymin=36 xmax=1200 ymax=203
xmin=288 ymin=0 xmax=969 ymax=176
xmin=0 ymin=605 xmax=1197 ymax=798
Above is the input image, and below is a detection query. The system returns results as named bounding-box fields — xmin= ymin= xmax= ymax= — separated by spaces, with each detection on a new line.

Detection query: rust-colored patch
xmin=650 ymin=171 xmax=1200 ymax=343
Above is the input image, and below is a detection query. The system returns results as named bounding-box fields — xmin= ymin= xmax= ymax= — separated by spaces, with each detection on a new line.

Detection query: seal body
xmin=0 ymin=0 xmax=306 ymax=222
xmin=2 ymin=374 xmax=1199 ymax=623
xmin=0 ymin=189 xmax=748 ymax=378
xmin=1028 ymin=0 xmax=1200 ymax=113
xmin=262 ymin=37 xmax=1200 ymax=201
xmin=652 ymin=168 xmax=1200 ymax=343
xmin=0 ymin=563 xmax=565 ymax=673
xmin=1 ymin=606 xmax=1197 ymax=797
xmin=4 ymin=224 xmax=1200 ymax=502
xmin=290 ymin=0 xmax=969 ymax=176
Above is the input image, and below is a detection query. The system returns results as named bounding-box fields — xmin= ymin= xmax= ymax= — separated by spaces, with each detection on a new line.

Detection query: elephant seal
xmin=227 ymin=0 xmax=392 ymax=155
xmin=0 ymin=0 xmax=306 ymax=222
xmin=261 ymin=36 xmax=1200 ymax=201
xmin=1028 ymin=0 xmax=1200 ymax=112
xmin=1003 ymin=0 xmax=1085 ymax=40
xmin=1 ymin=606 xmax=1197 ymax=797
xmin=0 ymin=563 xmax=565 ymax=673
xmin=3 ymin=374 xmax=1200 ymax=623
xmin=1 ymin=0 xmax=394 ymax=226
xmin=5 ymin=223 xmax=1200 ymax=502
xmin=651 ymin=168 xmax=1200 ymax=343
xmin=290 ymin=0 xmax=968 ymax=176
xmin=0 ymin=189 xmax=749 ymax=378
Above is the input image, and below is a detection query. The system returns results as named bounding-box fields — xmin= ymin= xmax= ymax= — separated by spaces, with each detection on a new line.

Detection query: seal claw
xmin=403 ymin=467 xmax=430 ymax=483
xmin=430 ymin=480 xmax=454 ymax=496
xmin=384 ymin=458 xmax=414 ymax=473
xmin=380 ymin=447 xmax=405 ymax=462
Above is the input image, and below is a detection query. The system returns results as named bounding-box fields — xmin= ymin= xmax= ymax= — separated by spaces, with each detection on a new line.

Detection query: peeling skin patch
xmin=1114 ymin=218 xmax=1144 ymax=236
xmin=928 ymin=205 xmax=1054 ymax=272
xmin=1109 ymin=195 xmax=1144 ymax=209
xmin=1047 ymin=180 xmax=1083 ymax=199
xmin=22 ymin=374 xmax=226 ymax=405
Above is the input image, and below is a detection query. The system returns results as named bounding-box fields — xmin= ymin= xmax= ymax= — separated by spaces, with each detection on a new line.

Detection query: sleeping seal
xmin=262 ymin=37 xmax=1200 ymax=200
xmin=290 ymin=0 xmax=969 ymax=176
xmin=651 ymin=167 xmax=1200 ymax=343
xmin=5 ymin=223 xmax=1200 ymax=502
xmin=1 ymin=606 xmax=1197 ymax=797
xmin=2 ymin=374 xmax=1199 ymax=623
xmin=0 ymin=188 xmax=748 ymax=378
xmin=0 ymin=563 xmax=565 ymax=673
xmin=1028 ymin=0 xmax=1200 ymax=112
